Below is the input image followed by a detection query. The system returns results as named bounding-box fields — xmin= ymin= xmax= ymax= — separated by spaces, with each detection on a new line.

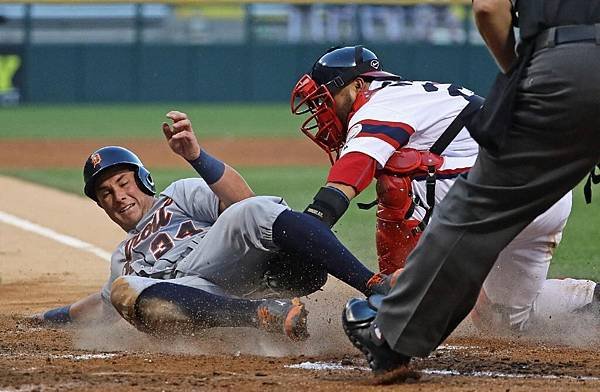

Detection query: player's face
xmin=333 ymin=87 xmax=355 ymax=124
xmin=332 ymin=78 xmax=367 ymax=124
xmin=95 ymin=168 xmax=155 ymax=231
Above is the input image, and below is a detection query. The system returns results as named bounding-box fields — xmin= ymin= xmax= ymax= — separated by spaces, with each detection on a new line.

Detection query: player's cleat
xmin=342 ymin=298 xmax=411 ymax=375
xmin=257 ymin=298 xmax=309 ymax=341
xmin=365 ymin=270 xmax=402 ymax=296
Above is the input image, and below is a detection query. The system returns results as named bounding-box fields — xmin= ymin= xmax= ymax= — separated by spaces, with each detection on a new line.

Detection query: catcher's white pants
xmin=475 ymin=192 xmax=596 ymax=332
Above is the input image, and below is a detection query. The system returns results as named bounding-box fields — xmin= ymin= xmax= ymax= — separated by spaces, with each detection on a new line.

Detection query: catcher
xmin=291 ymin=45 xmax=598 ymax=334
xmin=34 ymin=110 xmax=391 ymax=340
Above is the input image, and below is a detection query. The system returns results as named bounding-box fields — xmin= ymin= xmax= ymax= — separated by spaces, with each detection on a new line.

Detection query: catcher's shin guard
xmin=376 ymin=218 xmax=421 ymax=273
xmin=375 ymin=173 xmax=422 ymax=273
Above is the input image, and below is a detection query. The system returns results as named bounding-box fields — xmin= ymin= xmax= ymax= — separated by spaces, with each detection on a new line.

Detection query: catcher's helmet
xmin=311 ymin=45 xmax=400 ymax=94
xmin=291 ymin=46 xmax=400 ymax=164
xmin=83 ymin=146 xmax=155 ymax=201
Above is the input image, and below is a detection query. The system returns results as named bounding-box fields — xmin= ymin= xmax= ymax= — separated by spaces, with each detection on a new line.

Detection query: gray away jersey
xmin=101 ymin=178 xmax=219 ymax=301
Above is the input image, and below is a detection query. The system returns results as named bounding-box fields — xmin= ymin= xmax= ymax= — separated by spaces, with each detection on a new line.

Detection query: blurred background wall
xmin=0 ymin=1 xmax=498 ymax=104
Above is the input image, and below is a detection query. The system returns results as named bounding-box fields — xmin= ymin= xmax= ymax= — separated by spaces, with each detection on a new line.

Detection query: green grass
xmin=550 ymin=185 xmax=600 ymax=279
xmin=1 ymin=167 xmax=599 ymax=279
xmin=0 ymin=103 xmax=301 ymax=139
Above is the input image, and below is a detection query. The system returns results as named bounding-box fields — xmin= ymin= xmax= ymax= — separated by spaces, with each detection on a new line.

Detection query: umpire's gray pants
xmin=376 ymin=42 xmax=600 ymax=357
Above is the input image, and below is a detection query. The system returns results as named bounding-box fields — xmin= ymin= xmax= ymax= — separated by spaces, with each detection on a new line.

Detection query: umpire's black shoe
xmin=342 ymin=297 xmax=411 ymax=374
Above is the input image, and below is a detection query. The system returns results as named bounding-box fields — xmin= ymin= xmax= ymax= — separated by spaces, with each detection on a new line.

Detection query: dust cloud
xmin=73 ymin=278 xmax=361 ymax=357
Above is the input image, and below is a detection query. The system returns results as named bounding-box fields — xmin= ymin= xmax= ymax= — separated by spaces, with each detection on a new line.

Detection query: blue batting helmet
xmin=83 ymin=146 xmax=155 ymax=201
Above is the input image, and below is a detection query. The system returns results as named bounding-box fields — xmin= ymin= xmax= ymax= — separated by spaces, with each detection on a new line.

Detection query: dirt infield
xmin=0 ymin=138 xmax=329 ymax=168
xmin=2 ymin=147 xmax=600 ymax=390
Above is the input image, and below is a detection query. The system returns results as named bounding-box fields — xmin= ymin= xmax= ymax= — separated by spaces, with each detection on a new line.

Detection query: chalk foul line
xmin=0 ymin=211 xmax=111 ymax=262
xmin=286 ymin=361 xmax=600 ymax=381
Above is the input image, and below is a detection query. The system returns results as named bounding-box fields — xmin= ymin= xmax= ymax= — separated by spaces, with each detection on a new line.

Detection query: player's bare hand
xmin=162 ymin=111 xmax=202 ymax=161
xmin=24 ymin=312 xmax=47 ymax=327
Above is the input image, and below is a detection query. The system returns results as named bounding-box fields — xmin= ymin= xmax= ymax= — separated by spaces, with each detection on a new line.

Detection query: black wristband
xmin=304 ymin=186 xmax=350 ymax=227
xmin=43 ymin=305 xmax=72 ymax=324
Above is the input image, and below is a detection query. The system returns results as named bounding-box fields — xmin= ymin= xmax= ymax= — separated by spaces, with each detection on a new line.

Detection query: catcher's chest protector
xmin=375 ymin=148 xmax=443 ymax=273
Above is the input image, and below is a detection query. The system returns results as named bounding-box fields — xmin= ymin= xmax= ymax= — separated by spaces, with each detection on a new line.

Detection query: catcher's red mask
xmin=290 ymin=74 xmax=345 ymax=165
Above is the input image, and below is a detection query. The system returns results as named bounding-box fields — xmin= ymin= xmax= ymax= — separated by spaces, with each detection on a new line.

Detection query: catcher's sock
xmin=272 ymin=209 xmax=375 ymax=295
xmin=136 ymin=282 xmax=263 ymax=329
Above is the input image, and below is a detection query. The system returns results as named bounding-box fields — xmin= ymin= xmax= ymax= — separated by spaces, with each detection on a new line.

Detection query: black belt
xmin=534 ymin=24 xmax=600 ymax=52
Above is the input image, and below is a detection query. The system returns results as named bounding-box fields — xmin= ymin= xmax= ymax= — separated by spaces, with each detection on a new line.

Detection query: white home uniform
xmin=339 ymin=80 xmax=595 ymax=332
xmin=101 ymin=178 xmax=290 ymax=303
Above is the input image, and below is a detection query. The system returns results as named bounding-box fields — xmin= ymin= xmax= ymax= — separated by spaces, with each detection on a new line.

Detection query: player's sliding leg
xmin=272 ymin=209 xmax=390 ymax=296
xmin=472 ymin=193 xmax=597 ymax=332
xmin=529 ymin=278 xmax=597 ymax=319
xmin=110 ymin=276 xmax=308 ymax=341
xmin=474 ymin=270 xmax=597 ymax=332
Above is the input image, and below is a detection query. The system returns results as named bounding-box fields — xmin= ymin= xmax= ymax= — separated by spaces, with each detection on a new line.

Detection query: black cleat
xmin=342 ymin=297 xmax=411 ymax=375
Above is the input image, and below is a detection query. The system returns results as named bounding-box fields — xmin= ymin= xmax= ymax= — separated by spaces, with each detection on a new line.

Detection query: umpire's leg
xmin=375 ymin=42 xmax=600 ymax=357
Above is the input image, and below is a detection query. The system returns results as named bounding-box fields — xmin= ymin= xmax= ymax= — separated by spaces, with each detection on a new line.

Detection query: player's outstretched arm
xmin=162 ymin=111 xmax=254 ymax=211
xmin=30 ymin=292 xmax=119 ymax=326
